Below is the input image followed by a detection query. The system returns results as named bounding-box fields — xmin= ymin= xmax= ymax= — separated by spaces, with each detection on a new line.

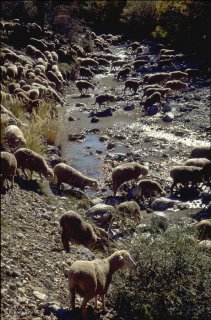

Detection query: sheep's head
xmin=46 ymin=169 xmax=54 ymax=183
xmin=116 ymin=250 xmax=136 ymax=269
xmin=89 ymin=179 xmax=98 ymax=191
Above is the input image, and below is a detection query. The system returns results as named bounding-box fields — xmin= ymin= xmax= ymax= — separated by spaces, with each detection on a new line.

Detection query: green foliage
xmin=120 ymin=0 xmax=157 ymax=38
xmin=151 ymin=25 xmax=168 ymax=40
xmin=111 ymin=226 xmax=211 ymax=320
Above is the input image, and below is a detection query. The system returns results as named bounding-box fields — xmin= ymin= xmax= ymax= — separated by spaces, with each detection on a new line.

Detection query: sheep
xmin=53 ymin=162 xmax=98 ymax=191
xmin=112 ymin=162 xmax=148 ymax=196
xmin=5 ymin=125 xmax=26 ymax=149
xmin=96 ymin=58 xmax=111 ymax=67
xmin=169 ymin=71 xmax=188 ymax=82
xmin=142 ymin=87 xmax=171 ymax=100
xmin=47 ymin=70 xmax=63 ymax=91
xmin=60 ymin=211 xmax=98 ymax=252
xmin=170 ymin=166 xmax=203 ymax=193
xmin=80 ymin=58 xmax=99 ymax=68
xmin=117 ymin=67 xmax=131 ymax=80
xmin=202 ymin=162 xmax=211 ymax=183
xmin=131 ymin=41 xmax=141 ymax=52
xmin=137 ymin=179 xmax=166 ymax=201
xmin=143 ymin=73 xmax=171 ymax=85
xmin=165 ymin=80 xmax=188 ymax=91
xmin=94 ymin=93 xmax=116 ymax=107
xmin=196 ymin=220 xmax=211 ymax=241
xmin=116 ymin=200 xmax=142 ymax=223
xmin=0 ymin=151 xmax=17 ymax=189
xmin=160 ymin=49 xmax=175 ymax=56
xmin=190 ymin=146 xmax=211 ymax=160
xmin=185 ymin=158 xmax=210 ymax=168
xmin=76 ymin=80 xmax=95 ymax=95
xmin=6 ymin=64 xmax=18 ymax=79
xmin=79 ymin=67 xmax=94 ymax=79
xmin=124 ymin=79 xmax=143 ymax=94
xmin=14 ymin=148 xmax=54 ymax=182
xmin=144 ymin=92 xmax=162 ymax=110
xmin=133 ymin=60 xmax=148 ymax=70
xmin=68 ymin=250 xmax=136 ymax=320
xmin=111 ymin=60 xmax=127 ymax=70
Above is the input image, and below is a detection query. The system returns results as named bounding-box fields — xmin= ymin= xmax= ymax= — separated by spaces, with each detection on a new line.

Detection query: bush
xmin=111 ymin=226 xmax=211 ymax=320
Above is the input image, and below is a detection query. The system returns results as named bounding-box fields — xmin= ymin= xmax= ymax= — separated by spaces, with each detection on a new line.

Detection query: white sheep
xmin=53 ymin=162 xmax=98 ymax=191
xmin=0 ymin=151 xmax=17 ymax=189
xmin=14 ymin=148 xmax=54 ymax=182
xmin=68 ymin=250 xmax=136 ymax=320
xmin=112 ymin=162 xmax=148 ymax=196
xmin=5 ymin=125 xmax=26 ymax=149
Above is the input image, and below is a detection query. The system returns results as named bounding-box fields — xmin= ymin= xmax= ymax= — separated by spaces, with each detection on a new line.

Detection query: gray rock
xmin=162 ymin=112 xmax=174 ymax=122
xmin=162 ymin=103 xmax=172 ymax=112
xmin=151 ymin=197 xmax=176 ymax=211
xmin=151 ymin=211 xmax=170 ymax=230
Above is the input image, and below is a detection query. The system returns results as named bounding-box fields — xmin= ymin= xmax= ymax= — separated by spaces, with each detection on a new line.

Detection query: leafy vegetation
xmin=111 ymin=226 xmax=211 ymax=320
xmin=1 ymin=0 xmax=210 ymax=61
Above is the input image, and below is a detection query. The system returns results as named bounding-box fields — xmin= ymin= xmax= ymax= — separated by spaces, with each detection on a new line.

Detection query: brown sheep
xmin=143 ymin=73 xmax=171 ymax=85
xmin=165 ymin=80 xmax=188 ymax=91
xmin=169 ymin=71 xmax=188 ymax=81
xmin=185 ymin=158 xmax=210 ymax=168
xmin=68 ymin=250 xmax=136 ymax=320
xmin=95 ymin=93 xmax=116 ymax=107
xmin=124 ymin=79 xmax=143 ymax=94
xmin=60 ymin=211 xmax=98 ymax=252
xmin=53 ymin=162 xmax=98 ymax=191
xmin=116 ymin=200 xmax=142 ymax=223
xmin=137 ymin=179 xmax=166 ymax=201
xmin=79 ymin=67 xmax=94 ymax=79
xmin=112 ymin=162 xmax=148 ymax=196
xmin=142 ymin=87 xmax=171 ymax=100
xmin=14 ymin=148 xmax=54 ymax=182
xmin=170 ymin=166 xmax=203 ymax=193
xmin=196 ymin=220 xmax=211 ymax=241
xmin=76 ymin=80 xmax=95 ymax=95
xmin=0 ymin=151 xmax=17 ymax=189
xmin=133 ymin=60 xmax=148 ymax=70
xmin=190 ymin=146 xmax=211 ymax=160
xmin=117 ymin=67 xmax=131 ymax=80
xmin=144 ymin=92 xmax=162 ymax=110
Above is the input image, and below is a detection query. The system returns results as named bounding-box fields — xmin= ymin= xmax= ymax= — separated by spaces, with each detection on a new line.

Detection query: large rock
xmin=85 ymin=204 xmax=115 ymax=227
xmin=151 ymin=211 xmax=170 ymax=230
xmin=151 ymin=197 xmax=176 ymax=211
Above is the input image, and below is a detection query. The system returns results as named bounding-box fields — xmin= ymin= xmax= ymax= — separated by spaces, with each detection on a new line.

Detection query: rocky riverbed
xmin=1 ymin=34 xmax=211 ymax=320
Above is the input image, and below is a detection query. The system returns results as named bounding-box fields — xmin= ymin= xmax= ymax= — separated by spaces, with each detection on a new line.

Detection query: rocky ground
xmin=1 ymin=37 xmax=211 ymax=320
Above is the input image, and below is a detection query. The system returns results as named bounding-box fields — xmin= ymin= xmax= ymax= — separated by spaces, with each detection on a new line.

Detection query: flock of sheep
xmin=1 ymin=21 xmax=211 ymax=319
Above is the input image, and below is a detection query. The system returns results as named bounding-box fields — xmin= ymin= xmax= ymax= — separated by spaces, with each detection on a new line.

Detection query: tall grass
xmin=111 ymin=226 xmax=211 ymax=320
xmin=1 ymin=99 xmax=61 ymax=156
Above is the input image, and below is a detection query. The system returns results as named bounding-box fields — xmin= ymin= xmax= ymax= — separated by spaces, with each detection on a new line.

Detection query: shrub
xmin=111 ymin=225 xmax=211 ymax=320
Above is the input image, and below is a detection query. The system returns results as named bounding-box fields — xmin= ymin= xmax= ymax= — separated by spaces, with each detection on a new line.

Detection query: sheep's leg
xmin=170 ymin=182 xmax=176 ymax=194
xmin=30 ymin=170 xmax=34 ymax=180
xmin=94 ymin=296 xmax=98 ymax=309
xmin=101 ymin=294 xmax=105 ymax=312
xmin=81 ymin=297 xmax=90 ymax=320
xmin=22 ymin=168 xmax=29 ymax=179
xmin=69 ymin=288 xmax=75 ymax=309
xmin=61 ymin=232 xmax=70 ymax=252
